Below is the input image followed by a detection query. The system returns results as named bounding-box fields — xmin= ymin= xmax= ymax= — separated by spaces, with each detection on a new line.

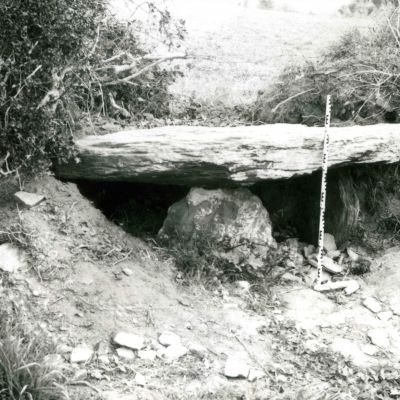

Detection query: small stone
xmin=137 ymin=350 xmax=157 ymax=361
xmin=321 ymin=256 xmax=343 ymax=274
xmin=363 ymin=297 xmax=382 ymax=314
xmin=344 ymin=280 xmax=360 ymax=296
xmin=248 ymin=368 xmax=265 ymax=382
xmin=224 ymin=356 xmax=250 ymax=379
xmin=135 ymin=372 xmax=146 ymax=386
xmin=327 ymin=250 xmax=341 ymax=259
xmin=307 ymin=256 xmax=343 ymax=274
xmin=116 ymin=347 xmax=135 ymax=360
xmin=368 ymin=329 xmax=390 ymax=348
xmin=122 ymin=268 xmax=133 ymax=276
xmin=113 ymin=332 xmax=145 ymax=350
xmin=377 ymin=311 xmax=393 ymax=321
xmin=163 ymin=344 xmax=188 ymax=362
xmin=347 ymin=248 xmax=359 ymax=262
xmin=32 ymin=290 xmax=40 ymax=297
xmin=14 ymin=191 xmax=45 ymax=208
xmin=303 ymin=244 xmax=315 ymax=258
xmin=323 ymin=233 xmax=337 ymax=252
xmin=361 ymin=344 xmax=379 ymax=356
xmin=158 ymin=331 xmax=181 ymax=347
xmin=70 ymin=345 xmax=93 ymax=363
xmin=0 ymin=243 xmax=26 ymax=273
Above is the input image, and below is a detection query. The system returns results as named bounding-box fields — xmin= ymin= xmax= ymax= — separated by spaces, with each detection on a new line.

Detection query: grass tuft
xmin=0 ymin=310 xmax=69 ymax=400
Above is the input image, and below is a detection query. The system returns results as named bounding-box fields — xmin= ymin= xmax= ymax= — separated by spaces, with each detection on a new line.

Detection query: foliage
xmin=0 ymin=308 xmax=69 ymax=400
xmin=247 ymin=7 xmax=400 ymax=126
xmin=339 ymin=0 xmax=399 ymax=16
xmin=163 ymin=233 xmax=291 ymax=286
xmin=0 ymin=0 xmax=185 ymax=177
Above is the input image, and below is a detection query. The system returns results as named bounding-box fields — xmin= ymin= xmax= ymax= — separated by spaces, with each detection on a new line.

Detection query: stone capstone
xmin=159 ymin=188 xmax=276 ymax=269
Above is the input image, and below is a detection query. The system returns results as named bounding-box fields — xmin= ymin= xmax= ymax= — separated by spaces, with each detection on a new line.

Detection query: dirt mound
xmin=1 ymin=176 xmax=400 ymax=399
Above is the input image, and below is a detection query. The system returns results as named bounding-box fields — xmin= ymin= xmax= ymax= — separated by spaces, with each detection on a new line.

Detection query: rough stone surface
xmin=14 ymin=191 xmax=45 ymax=208
xmin=368 ymin=329 xmax=390 ymax=348
xmin=159 ymin=188 xmax=276 ymax=269
xmin=323 ymin=233 xmax=337 ymax=252
xmin=138 ymin=350 xmax=157 ymax=361
xmin=70 ymin=345 xmax=93 ymax=363
xmin=158 ymin=331 xmax=181 ymax=347
xmin=344 ymin=280 xmax=360 ymax=296
xmin=163 ymin=344 xmax=188 ymax=362
xmin=56 ymin=124 xmax=400 ymax=185
xmin=113 ymin=332 xmax=145 ymax=350
xmin=308 ymin=256 xmax=343 ymax=274
xmin=347 ymin=248 xmax=359 ymax=261
xmin=224 ymin=356 xmax=250 ymax=379
xmin=363 ymin=297 xmax=382 ymax=314
xmin=116 ymin=347 xmax=136 ymax=360
xmin=0 ymin=243 xmax=27 ymax=273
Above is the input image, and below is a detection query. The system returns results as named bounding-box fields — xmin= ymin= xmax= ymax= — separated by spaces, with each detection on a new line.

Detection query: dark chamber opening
xmin=73 ymin=161 xmax=396 ymax=246
xmin=75 ymin=181 xmax=190 ymax=237
xmin=74 ymin=168 xmax=348 ymax=245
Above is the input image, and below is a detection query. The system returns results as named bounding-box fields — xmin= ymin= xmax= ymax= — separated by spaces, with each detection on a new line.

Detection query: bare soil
xmin=1 ymin=176 xmax=400 ymax=399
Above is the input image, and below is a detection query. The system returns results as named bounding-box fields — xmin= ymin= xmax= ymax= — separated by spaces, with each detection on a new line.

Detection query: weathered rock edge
xmin=56 ymin=124 xmax=400 ymax=185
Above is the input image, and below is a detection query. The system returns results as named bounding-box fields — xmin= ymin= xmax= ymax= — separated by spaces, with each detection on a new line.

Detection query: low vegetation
xmin=0 ymin=0 xmax=185 ymax=178
xmin=247 ymin=6 xmax=400 ymax=125
xmin=0 ymin=307 xmax=68 ymax=400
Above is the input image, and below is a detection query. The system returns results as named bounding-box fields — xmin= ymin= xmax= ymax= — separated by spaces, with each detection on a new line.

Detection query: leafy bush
xmin=339 ymin=0 xmax=399 ymax=16
xmin=0 ymin=0 xmax=185 ymax=177
xmin=247 ymin=7 xmax=400 ymax=126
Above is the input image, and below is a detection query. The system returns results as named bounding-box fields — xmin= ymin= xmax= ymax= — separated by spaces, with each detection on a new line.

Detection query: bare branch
xmin=0 ymin=152 xmax=19 ymax=177
xmin=272 ymin=89 xmax=316 ymax=113
xmin=87 ymin=24 xmax=101 ymax=59
xmin=103 ymin=53 xmax=188 ymax=86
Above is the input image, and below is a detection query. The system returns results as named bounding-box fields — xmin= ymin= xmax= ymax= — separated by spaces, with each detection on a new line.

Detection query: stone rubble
xmin=368 ymin=329 xmax=390 ymax=348
xmin=158 ymin=331 xmax=181 ymax=347
xmin=70 ymin=345 xmax=93 ymax=363
xmin=363 ymin=297 xmax=382 ymax=314
xmin=0 ymin=243 xmax=27 ymax=273
xmin=116 ymin=347 xmax=136 ymax=360
xmin=14 ymin=191 xmax=45 ymax=208
xmin=323 ymin=233 xmax=337 ymax=252
xmin=163 ymin=344 xmax=189 ymax=362
xmin=138 ymin=350 xmax=157 ymax=361
xmin=113 ymin=332 xmax=145 ymax=350
xmin=224 ymin=356 xmax=250 ymax=379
